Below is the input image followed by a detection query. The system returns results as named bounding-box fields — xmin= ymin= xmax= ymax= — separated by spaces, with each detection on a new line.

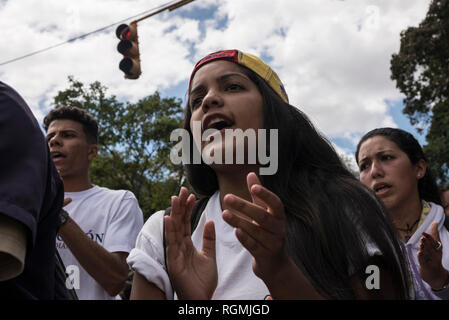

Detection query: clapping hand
xmin=418 ymin=221 xmax=449 ymax=290
xmin=222 ymin=172 xmax=289 ymax=285
xmin=164 ymin=187 xmax=218 ymax=299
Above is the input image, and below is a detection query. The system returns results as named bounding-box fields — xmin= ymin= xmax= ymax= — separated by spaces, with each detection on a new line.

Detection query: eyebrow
xmin=46 ymin=129 xmax=78 ymax=139
xmin=189 ymin=72 xmax=250 ymax=97
xmin=359 ymin=149 xmax=396 ymax=163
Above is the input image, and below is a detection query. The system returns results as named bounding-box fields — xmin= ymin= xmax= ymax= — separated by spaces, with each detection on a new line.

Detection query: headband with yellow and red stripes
xmin=189 ymin=49 xmax=289 ymax=103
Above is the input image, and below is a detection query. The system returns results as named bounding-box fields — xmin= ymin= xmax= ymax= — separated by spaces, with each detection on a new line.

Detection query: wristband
xmin=59 ymin=209 xmax=70 ymax=226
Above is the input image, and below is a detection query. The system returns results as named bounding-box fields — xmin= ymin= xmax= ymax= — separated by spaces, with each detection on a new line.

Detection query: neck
xmin=215 ymin=166 xmax=258 ymax=210
xmin=390 ymin=195 xmax=422 ymax=241
xmin=62 ymin=173 xmax=93 ymax=193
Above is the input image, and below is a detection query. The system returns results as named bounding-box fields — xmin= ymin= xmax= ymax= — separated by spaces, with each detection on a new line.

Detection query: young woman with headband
xmin=128 ymin=50 xmax=412 ymax=299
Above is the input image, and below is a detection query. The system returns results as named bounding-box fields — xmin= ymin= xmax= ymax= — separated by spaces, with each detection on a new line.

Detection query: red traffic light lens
xmin=115 ymin=24 xmax=129 ymax=40
xmin=123 ymin=30 xmax=131 ymax=40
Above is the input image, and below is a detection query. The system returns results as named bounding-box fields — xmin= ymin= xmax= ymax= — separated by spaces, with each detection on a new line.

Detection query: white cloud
xmin=0 ymin=0 xmax=431 ymax=146
xmin=194 ymin=0 xmax=430 ymax=141
xmin=0 ymin=0 xmax=200 ymax=122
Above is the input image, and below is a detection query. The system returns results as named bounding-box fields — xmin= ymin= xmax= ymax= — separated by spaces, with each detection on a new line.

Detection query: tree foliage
xmin=390 ymin=0 xmax=449 ymax=184
xmin=52 ymin=76 xmax=185 ymax=220
xmin=423 ymin=104 xmax=449 ymax=184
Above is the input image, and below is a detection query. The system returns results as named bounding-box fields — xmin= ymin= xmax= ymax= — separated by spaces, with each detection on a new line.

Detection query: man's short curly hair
xmin=43 ymin=106 xmax=98 ymax=144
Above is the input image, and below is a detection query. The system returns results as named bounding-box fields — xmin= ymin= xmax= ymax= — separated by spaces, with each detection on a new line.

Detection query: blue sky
xmin=0 ymin=0 xmax=432 ymax=169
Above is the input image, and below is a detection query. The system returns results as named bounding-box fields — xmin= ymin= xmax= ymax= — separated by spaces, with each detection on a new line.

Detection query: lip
xmin=50 ymin=150 xmax=67 ymax=163
xmin=372 ymin=182 xmax=392 ymax=197
xmin=202 ymin=127 xmax=230 ymax=142
xmin=202 ymin=112 xmax=234 ymax=133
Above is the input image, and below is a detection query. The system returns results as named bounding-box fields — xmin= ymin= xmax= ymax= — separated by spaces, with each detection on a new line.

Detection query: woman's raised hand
xmin=164 ymin=187 xmax=217 ymax=299
xmin=418 ymin=221 xmax=449 ymax=291
xmin=222 ymin=172 xmax=289 ymax=285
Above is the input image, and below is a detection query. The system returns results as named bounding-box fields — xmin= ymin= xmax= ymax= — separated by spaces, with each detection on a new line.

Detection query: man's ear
xmin=415 ymin=158 xmax=426 ymax=179
xmin=88 ymin=144 xmax=98 ymax=161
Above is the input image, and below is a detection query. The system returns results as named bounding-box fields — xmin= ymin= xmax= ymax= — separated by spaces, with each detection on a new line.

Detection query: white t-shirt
xmin=57 ymin=185 xmax=144 ymax=300
xmin=127 ymin=191 xmax=271 ymax=300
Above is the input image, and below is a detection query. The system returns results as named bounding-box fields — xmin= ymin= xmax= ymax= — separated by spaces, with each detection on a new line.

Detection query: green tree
xmin=390 ymin=0 xmax=449 ymax=184
xmin=423 ymin=104 xmax=449 ymax=185
xmin=52 ymin=76 xmax=184 ymax=220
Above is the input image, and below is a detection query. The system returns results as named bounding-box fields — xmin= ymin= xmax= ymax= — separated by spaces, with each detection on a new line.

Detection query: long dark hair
xmin=183 ymin=65 xmax=412 ymax=299
xmin=355 ymin=127 xmax=442 ymax=206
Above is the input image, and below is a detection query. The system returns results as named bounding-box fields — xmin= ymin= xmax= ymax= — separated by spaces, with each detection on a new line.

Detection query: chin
xmin=201 ymin=141 xmax=228 ymax=164
xmin=56 ymin=168 xmax=72 ymax=179
xmin=381 ymin=199 xmax=399 ymax=214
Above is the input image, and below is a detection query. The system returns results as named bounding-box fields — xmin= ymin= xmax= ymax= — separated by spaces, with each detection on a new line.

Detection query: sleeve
xmin=0 ymin=81 xmax=49 ymax=245
xmin=126 ymin=210 xmax=174 ymax=299
xmin=0 ymin=214 xmax=27 ymax=281
xmin=103 ymin=191 xmax=144 ymax=254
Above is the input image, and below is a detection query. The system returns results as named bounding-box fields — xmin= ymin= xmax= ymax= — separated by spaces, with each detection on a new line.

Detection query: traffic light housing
xmin=116 ymin=22 xmax=141 ymax=79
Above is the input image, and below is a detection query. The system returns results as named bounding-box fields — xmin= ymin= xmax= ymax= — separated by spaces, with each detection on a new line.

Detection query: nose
xmin=201 ymin=89 xmax=223 ymax=113
xmin=369 ymin=160 xmax=384 ymax=178
xmin=48 ymin=134 xmax=62 ymax=148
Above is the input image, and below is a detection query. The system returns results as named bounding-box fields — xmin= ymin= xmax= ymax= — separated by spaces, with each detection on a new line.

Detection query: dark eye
xmin=226 ymin=83 xmax=243 ymax=91
xmin=381 ymin=154 xmax=394 ymax=161
xmin=190 ymin=97 xmax=203 ymax=110
xmin=359 ymin=163 xmax=368 ymax=172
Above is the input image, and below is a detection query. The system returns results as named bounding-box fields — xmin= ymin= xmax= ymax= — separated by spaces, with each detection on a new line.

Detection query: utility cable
xmin=0 ymin=0 xmax=183 ymax=66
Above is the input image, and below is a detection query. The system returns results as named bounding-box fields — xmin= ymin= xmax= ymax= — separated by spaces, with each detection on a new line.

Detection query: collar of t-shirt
xmin=64 ymin=185 xmax=99 ymax=201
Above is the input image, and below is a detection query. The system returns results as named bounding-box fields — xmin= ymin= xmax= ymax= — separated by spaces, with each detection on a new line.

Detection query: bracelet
xmin=59 ymin=209 xmax=70 ymax=226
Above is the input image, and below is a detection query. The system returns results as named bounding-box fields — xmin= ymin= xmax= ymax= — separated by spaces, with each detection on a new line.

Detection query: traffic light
xmin=116 ymin=22 xmax=141 ymax=79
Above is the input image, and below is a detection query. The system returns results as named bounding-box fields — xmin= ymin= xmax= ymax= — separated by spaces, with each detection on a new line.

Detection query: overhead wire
xmin=0 ymin=0 xmax=181 ymax=67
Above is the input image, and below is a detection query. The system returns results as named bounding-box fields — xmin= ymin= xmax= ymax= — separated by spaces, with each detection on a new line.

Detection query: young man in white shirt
xmin=44 ymin=106 xmax=144 ymax=300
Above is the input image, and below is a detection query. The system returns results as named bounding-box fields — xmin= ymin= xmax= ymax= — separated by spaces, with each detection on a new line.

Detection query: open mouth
xmin=207 ymin=118 xmax=233 ymax=131
xmin=203 ymin=113 xmax=235 ymax=134
xmin=51 ymin=152 xmax=66 ymax=161
xmin=373 ymin=183 xmax=391 ymax=194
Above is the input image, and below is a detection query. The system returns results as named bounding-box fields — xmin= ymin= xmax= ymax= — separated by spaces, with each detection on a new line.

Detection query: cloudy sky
xmin=0 ymin=0 xmax=432 ymax=168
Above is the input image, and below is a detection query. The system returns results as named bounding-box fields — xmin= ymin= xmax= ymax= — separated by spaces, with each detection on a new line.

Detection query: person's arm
xmin=130 ymin=272 xmax=166 ymax=300
xmin=58 ymin=216 xmax=129 ymax=296
xmin=0 ymin=214 xmax=27 ymax=281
